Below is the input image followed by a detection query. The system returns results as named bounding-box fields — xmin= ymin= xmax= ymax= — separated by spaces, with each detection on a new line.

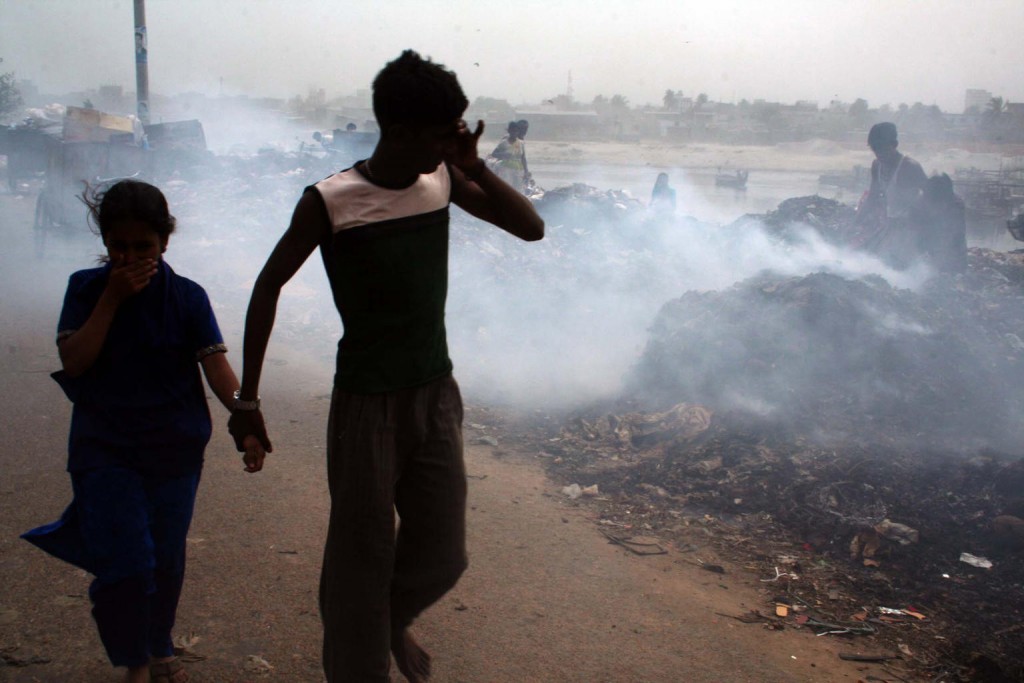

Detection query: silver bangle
xmin=232 ymin=389 xmax=261 ymax=411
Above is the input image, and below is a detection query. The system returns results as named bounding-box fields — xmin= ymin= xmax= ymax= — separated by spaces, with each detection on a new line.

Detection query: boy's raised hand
xmin=448 ymin=119 xmax=485 ymax=174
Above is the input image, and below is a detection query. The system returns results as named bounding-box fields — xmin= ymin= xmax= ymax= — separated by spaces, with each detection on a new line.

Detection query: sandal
xmin=150 ymin=658 xmax=189 ymax=683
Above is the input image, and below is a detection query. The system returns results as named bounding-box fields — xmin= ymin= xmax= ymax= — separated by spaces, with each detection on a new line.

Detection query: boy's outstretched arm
xmin=449 ymin=120 xmax=544 ymax=242
xmin=228 ymin=191 xmax=328 ymax=454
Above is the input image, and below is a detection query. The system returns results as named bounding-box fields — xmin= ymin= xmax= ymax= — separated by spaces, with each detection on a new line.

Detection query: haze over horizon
xmin=2 ymin=0 xmax=1023 ymax=114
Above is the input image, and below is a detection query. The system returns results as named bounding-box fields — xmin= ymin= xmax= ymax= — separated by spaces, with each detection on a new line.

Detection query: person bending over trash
xmin=851 ymin=122 xmax=927 ymax=267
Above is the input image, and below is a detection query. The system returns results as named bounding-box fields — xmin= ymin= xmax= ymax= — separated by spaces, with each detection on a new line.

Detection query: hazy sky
xmin=2 ymin=0 xmax=1022 ymax=112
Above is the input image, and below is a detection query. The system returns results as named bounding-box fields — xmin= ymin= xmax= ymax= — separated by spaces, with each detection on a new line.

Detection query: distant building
xmin=512 ymin=109 xmax=601 ymax=140
xmin=964 ymin=89 xmax=992 ymax=113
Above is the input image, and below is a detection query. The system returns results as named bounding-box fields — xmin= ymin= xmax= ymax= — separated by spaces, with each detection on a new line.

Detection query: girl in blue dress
xmin=23 ymin=180 xmax=265 ymax=683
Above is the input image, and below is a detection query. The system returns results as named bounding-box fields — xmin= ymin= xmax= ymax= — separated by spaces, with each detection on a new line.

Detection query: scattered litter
xmin=598 ymin=528 xmax=668 ymax=556
xmin=849 ymin=530 xmax=882 ymax=565
xmin=804 ymin=617 xmax=877 ymax=636
xmin=0 ymin=651 xmax=51 ymax=668
xmin=244 ymin=655 xmax=274 ymax=674
xmin=760 ymin=566 xmax=799 ymax=582
xmin=172 ymin=632 xmax=206 ymax=662
xmin=714 ymin=610 xmax=769 ymax=624
xmin=878 ymin=607 xmax=926 ymax=620
xmin=959 ymin=553 xmax=993 ymax=569
xmin=838 ymin=652 xmax=902 ymax=663
xmin=487 ymin=195 xmax=1024 ymax=678
xmin=561 ymin=483 xmax=582 ymax=499
xmin=475 ymin=436 xmax=499 ymax=447
xmin=874 ymin=519 xmax=920 ymax=545
xmin=173 ymin=633 xmax=201 ymax=649
xmin=598 ymin=518 xmax=630 ymax=528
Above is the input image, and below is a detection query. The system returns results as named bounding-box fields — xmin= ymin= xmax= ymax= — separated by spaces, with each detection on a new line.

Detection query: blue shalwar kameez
xmin=22 ymin=260 xmax=225 ymax=668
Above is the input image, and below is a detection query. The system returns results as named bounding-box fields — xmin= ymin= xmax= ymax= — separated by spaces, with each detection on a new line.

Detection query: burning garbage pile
xmin=532 ymin=182 xmax=646 ymax=220
xmin=630 ymin=267 xmax=1024 ymax=450
xmin=525 ymin=229 xmax=1024 ymax=677
xmin=729 ymin=195 xmax=858 ymax=245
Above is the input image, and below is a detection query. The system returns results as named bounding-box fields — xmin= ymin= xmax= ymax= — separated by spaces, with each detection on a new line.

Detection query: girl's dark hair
xmin=81 ymin=179 xmax=176 ymax=239
xmin=372 ymin=49 xmax=468 ymax=130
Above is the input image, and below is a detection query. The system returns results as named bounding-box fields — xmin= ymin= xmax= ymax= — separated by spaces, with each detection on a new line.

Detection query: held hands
xmin=105 ymin=257 xmax=158 ymax=304
xmin=241 ymin=434 xmax=266 ymax=473
xmin=228 ymin=409 xmax=273 ymax=473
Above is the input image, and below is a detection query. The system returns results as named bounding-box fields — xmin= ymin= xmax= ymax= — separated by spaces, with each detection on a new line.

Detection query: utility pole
xmin=134 ymin=0 xmax=150 ymax=124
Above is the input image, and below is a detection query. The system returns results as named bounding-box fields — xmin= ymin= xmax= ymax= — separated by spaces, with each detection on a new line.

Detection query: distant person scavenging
xmin=488 ymin=119 xmax=532 ymax=193
xmin=851 ymin=122 xmax=927 ymax=266
xmin=228 ymin=50 xmax=544 ymax=683
xmin=650 ymin=172 xmax=677 ymax=216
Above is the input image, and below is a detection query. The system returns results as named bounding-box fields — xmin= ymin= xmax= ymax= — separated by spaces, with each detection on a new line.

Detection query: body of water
xmin=531 ymin=161 xmax=1019 ymax=248
xmin=530 ymin=163 xmax=843 ymax=226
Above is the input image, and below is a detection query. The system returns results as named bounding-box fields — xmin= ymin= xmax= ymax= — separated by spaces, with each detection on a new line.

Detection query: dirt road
xmin=0 ymin=193 xmax=872 ymax=682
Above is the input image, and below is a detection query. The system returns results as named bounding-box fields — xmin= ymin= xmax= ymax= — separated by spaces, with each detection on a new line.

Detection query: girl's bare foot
xmin=149 ymin=656 xmax=189 ymax=683
xmin=125 ymin=664 xmax=148 ymax=683
xmin=391 ymin=628 xmax=431 ymax=682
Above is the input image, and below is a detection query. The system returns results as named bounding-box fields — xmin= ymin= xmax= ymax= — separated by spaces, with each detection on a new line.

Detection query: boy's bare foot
xmin=391 ymin=627 xmax=431 ymax=682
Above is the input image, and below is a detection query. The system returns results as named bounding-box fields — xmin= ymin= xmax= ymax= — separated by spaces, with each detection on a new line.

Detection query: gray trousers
xmin=320 ymin=373 xmax=467 ymax=682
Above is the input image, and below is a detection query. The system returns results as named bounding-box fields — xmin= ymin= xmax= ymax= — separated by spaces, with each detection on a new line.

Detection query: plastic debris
xmin=874 ymin=519 xmax=920 ymax=545
xmin=760 ymin=566 xmax=799 ymax=582
xmin=561 ymin=483 xmax=582 ymax=500
xmin=959 ymin=552 xmax=993 ymax=569
xmin=244 ymin=655 xmax=274 ymax=674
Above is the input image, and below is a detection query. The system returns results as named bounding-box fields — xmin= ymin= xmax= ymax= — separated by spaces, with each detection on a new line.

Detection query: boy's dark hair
xmin=81 ymin=179 xmax=176 ymax=239
xmin=372 ymin=50 xmax=468 ymax=130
